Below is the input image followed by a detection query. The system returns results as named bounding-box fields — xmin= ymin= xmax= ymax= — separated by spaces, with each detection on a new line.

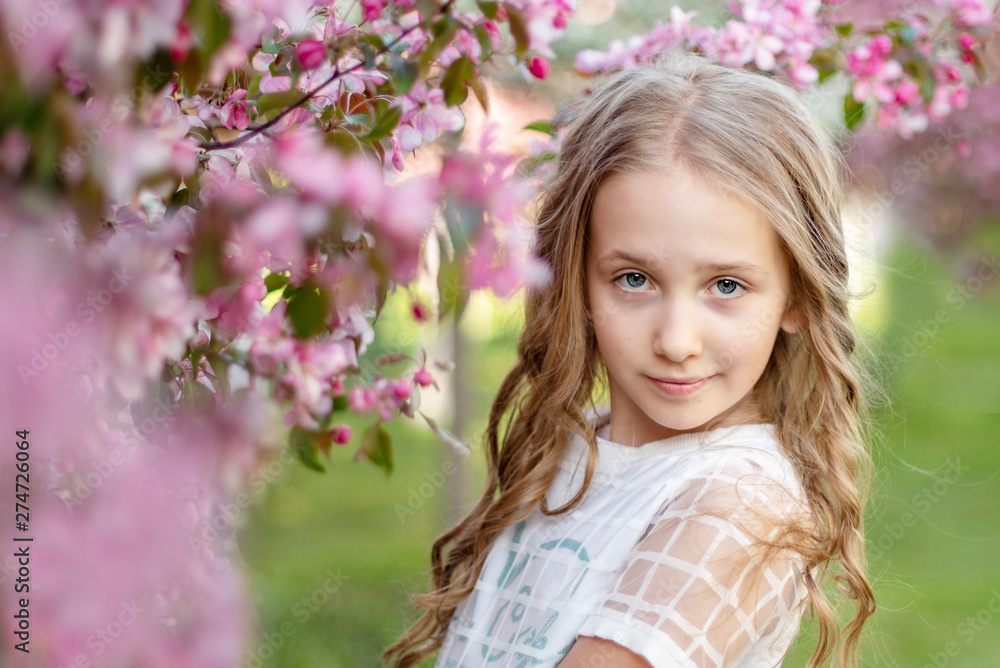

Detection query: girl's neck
xmin=606 ymin=391 xmax=767 ymax=447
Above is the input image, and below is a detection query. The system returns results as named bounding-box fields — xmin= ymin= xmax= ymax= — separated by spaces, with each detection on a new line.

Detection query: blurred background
xmin=234 ymin=1 xmax=1000 ymax=666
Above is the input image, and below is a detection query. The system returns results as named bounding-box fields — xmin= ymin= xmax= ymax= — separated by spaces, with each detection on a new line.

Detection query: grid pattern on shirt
xmin=436 ymin=425 xmax=812 ymax=668
xmin=578 ymin=455 xmax=811 ymax=667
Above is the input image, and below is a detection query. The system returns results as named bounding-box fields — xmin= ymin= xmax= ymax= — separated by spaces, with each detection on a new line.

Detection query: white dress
xmin=435 ymin=413 xmax=812 ymax=668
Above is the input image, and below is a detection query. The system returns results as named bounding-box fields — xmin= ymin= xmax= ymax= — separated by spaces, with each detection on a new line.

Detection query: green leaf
xmin=835 ymin=22 xmax=853 ymax=37
xmin=290 ymin=426 xmax=326 ymax=472
xmin=140 ymin=50 xmax=175 ymax=98
xmin=165 ymin=187 xmax=189 ymax=219
xmin=255 ymin=89 xmax=304 ymax=118
xmin=264 ymin=272 xmax=288 ymax=293
xmin=524 ymin=120 xmax=553 ymax=135
xmin=419 ymin=17 xmax=459 ymax=76
xmin=442 ymin=56 xmax=473 ymax=106
xmin=476 ymin=0 xmax=499 ymax=19
xmin=392 ymin=54 xmax=419 ymax=95
xmin=470 ymin=77 xmax=489 ymax=113
xmin=437 ymin=255 xmax=468 ymax=320
xmin=207 ymin=354 xmax=231 ymax=400
xmin=182 ymin=379 xmax=215 ymax=410
xmin=191 ymin=225 xmax=227 ymax=295
xmin=473 ymin=24 xmax=494 ymax=59
xmin=185 ymin=0 xmax=231 ymax=58
xmin=365 ymin=103 xmax=403 ymax=141
xmin=416 ymin=0 xmax=437 ymax=22
xmin=420 ymin=412 xmax=470 ymax=456
xmin=358 ymin=423 xmax=393 ymax=475
xmin=506 ymin=8 xmax=530 ymax=58
xmin=178 ymin=49 xmax=206 ymax=96
xmin=286 ymin=287 xmax=328 ymax=338
xmin=262 ymin=33 xmax=280 ymax=55
xmin=844 ymin=95 xmax=865 ymax=130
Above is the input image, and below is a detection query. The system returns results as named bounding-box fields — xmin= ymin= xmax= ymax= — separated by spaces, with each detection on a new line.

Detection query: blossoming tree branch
xmin=0 ymin=0 xmax=994 ymax=665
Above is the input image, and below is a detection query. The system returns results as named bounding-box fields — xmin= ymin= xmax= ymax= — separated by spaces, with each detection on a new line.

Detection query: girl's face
xmin=585 ymin=164 xmax=798 ymax=446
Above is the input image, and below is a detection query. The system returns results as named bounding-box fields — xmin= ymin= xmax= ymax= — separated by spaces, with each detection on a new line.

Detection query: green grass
xmin=240 ymin=236 xmax=1000 ymax=667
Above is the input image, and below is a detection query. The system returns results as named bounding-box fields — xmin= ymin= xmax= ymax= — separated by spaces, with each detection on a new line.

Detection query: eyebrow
xmin=595 ymin=250 xmax=766 ymax=275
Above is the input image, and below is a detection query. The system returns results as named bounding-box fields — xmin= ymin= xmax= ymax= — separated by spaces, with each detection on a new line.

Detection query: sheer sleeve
xmin=576 ymin=452 xmax=812 ymax=668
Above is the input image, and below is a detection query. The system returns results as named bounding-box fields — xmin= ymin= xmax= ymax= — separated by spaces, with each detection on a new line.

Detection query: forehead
xmin=587 ymin=166 xmax=786 ymax=273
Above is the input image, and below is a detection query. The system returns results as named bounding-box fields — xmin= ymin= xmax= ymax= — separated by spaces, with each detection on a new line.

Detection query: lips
xmin=647 ymin=375 xmax=712 ymax=397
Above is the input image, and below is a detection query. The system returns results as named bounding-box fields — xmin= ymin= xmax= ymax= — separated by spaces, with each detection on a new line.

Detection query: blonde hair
xmin=385 ymin=55 xmax=875 ymax=667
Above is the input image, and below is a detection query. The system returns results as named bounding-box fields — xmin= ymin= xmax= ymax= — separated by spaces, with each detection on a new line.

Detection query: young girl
xmin=385 ymin=55 xmax=875 ymax=668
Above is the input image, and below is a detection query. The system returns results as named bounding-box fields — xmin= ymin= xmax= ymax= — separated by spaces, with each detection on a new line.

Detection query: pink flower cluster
xmin=0 ymin=226 xmax=256 ymax=668
xmin=576 ymin=2 xmax=824 ymax=88
xmin=574 ymin=0 xmax=994 ymax=135
xmin=442 ymin=128 xmax=551 ymax=297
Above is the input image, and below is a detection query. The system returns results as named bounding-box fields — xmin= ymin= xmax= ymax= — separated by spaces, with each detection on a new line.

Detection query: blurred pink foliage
xmin=574 ymin=0 xmax=997 ymax=137
xmin=0 ymin=0 xmax=996 ymax=665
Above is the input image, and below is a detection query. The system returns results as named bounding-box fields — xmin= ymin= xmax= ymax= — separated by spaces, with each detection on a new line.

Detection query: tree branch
xmin=199 ymin=1 xmax=455 ymax=152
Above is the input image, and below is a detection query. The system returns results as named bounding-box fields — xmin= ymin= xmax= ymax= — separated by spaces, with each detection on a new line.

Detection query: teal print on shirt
xmin=481 ymin=590 xmax=567 ymax=664
xmin=495 ymin=520 xmax=591 ymax=590
xmin=478 ymin=521 xmax=592 ymax=664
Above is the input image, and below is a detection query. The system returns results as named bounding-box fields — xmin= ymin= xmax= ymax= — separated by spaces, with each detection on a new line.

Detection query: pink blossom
xmin=296 ymin=39 xmax=327 ymax=70
xmin=220 ymin=89 xmax=250 ymax=130
xmin=894 ymin=79 xmax=920 ymax=105
xmin=0 ymin=129 xmax=29 ymax=175
xmin=77 ymin=233 xmax=203 ymax=402
xmin=242 ymin=197 xmax=327 ymax=275
xmin=958 ymin=32 xmax=978 ymax=49
xmin=412 ymin=300 xmax=430 ymax=322
xmin=414 ymin=367 xmax=436 ymax=388
xmin=349 ymin=386 xmax=379 ymax=412
xmin=281 ymin=338 xmax=357 ymax=429
xmin=391 ymin=378 xmax=414 ymax=400
xmin=170 ymin=23 xmax=194 ymax=62
xmin=259 ymin=71 xmax=294 ymax=93
xmin=397 ymin=83 xmax=466 ymax=148
xmin=527 ymin=55 xmax=551 ymax=79
xmin=206 ymin=273 xmax=268 ymax=339
xmin=332 ymin=424 xmax=353 ymax=444
xmin=361 ymin=0 xmax=386 ymax=22
xmin=939 ymin=0 xmax=995 ymax=27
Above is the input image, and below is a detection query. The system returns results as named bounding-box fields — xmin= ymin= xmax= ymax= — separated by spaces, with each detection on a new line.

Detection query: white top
xmin=435 ymin=412 xmax=812 ymax=668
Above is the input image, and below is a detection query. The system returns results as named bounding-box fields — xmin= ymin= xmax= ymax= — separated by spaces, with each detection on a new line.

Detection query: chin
xmin=650 ymin=412 xmax=714 ymax=433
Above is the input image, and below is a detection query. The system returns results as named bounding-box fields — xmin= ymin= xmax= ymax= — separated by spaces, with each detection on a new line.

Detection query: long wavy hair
xmin=384 ymin=55 xmax=875 ymax=668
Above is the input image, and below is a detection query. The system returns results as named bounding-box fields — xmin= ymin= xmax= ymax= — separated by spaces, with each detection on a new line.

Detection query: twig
xmin=199 ymin=0 xmax=455 ymax=151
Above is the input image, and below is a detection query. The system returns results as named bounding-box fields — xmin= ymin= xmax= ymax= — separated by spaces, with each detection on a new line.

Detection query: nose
xmin=651 ymin=296 xmax=702 ymax=362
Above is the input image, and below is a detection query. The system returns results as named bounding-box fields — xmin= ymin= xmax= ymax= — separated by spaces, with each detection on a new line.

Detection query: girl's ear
xmin=780 ymin=303 xmax=800 ymax=335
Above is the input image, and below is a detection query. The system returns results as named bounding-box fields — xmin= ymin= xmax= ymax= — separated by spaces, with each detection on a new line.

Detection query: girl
xmin=385 ymin=55 xmax=875 ymax=668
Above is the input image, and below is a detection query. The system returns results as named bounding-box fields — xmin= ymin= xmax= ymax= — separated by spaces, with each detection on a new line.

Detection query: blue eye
xmin=714 ymin=279 xmax=742 ymax=296
xmin=618 ymin=272 xmax=647 ymax=290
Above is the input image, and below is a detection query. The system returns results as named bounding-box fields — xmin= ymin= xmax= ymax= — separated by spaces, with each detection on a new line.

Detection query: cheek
xmin=708 ymin=303 xmax=783 ymax=366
